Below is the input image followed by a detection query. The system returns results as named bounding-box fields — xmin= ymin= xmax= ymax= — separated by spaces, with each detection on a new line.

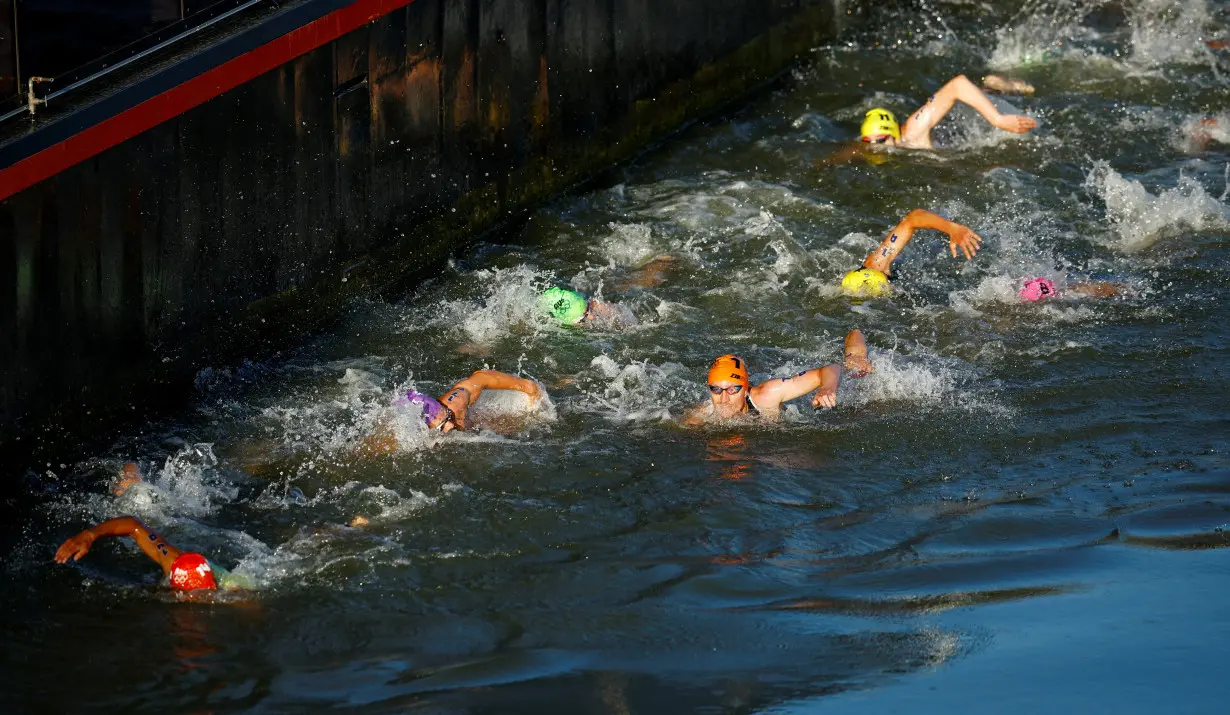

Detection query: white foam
xmin=113 ymin=444 xmax=238 ymax=520
xmin=1085 ymin=161 xmax=1228 ymax=253
xmin=1127 ymin=0 xmax=1218 ymax=68
xmin=600 ymin=222 xmax=658 ymax=267
xmin=988 ymin=0 xmax=1106 ymax=70
xmin=411 ymin=264 xmax=564 ymax=349
xmin=580 ymin=355 xmax=692 ymax=422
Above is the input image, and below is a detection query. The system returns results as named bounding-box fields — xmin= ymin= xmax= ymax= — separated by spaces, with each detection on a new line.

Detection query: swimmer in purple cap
xmin=1019 ymin=277 xmax=1122 ymax=302
xmin=363 ymin=369 xmax=542 ymax=454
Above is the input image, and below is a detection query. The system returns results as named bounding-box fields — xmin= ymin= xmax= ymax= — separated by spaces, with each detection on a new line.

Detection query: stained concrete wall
xmin=0 ymin=0 xmax=843 ymax=460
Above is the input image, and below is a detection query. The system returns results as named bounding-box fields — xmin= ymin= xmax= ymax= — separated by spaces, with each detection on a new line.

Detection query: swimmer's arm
xmin=901 ymin=75 xmax=1036 ymax=144
xmin=863 ymin=209 xmax=982 ymax=274
xmin=357 ymin=421 xmax=399 ymax=456
xmin=683 ymin=403 xmax=710 ymax=426
xmin=454 ymin=370 xmax=542 ymax=402
xmin=1068 ymin=281 xmax=1121 ymax=298
xmin=813 ymin=144 xmax=866 ymax=167
xmin=54 ymin=516 xmax=183 ymax=575
xmin=753 ymin=365 xmax=842 ymax=410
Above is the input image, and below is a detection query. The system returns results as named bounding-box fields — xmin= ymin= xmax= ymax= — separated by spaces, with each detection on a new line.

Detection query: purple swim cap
xmin=400 ymin=390 xmax=447 ymax=426
xmin=1020 ymin=277 xmax=1056 ymax=302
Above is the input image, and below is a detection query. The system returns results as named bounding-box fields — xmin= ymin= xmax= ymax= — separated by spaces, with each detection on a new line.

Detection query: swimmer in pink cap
xmin=362 ymin=369 xmax=543 ymax=454
xmin=1018 ymin=277 xmax=1122 ymax=302
xmin=55 ymin=516 xmax=235 ymax=594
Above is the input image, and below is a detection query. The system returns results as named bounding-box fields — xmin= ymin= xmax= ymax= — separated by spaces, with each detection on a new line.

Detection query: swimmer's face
xmin=863 ymin=134 xmax=897 ymax=146
xmin=427 ymin=411 xmax=458 ymax=433
xmin=708 ymin=380 xmax=747 ymax=417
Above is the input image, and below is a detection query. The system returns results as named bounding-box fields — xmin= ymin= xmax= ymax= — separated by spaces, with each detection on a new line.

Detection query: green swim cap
xmin=541 ymin=287 xmax=588 ymax=324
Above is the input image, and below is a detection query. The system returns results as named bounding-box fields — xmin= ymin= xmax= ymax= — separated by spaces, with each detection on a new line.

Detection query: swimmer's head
xmin=708 ymin=354 xmax=751 ymax=416
xmin=402 ymin=390 xmax=449 ymax=429
xmin=861 ymin=108 xmax=900 ymax=143
xmin=541 ymin=287 xmax=589 ymax=325
xmin=841 ymin=268 xmax=892 ymax=298
xmin=169 ymin=552 xmax=217 ymax=592
xmin=1020 ymin=277 xmax=1057 ymax=302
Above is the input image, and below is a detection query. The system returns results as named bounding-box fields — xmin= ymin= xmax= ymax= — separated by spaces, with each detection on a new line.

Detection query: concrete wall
xmin=0 ymin=0 xmax=842 ymax=460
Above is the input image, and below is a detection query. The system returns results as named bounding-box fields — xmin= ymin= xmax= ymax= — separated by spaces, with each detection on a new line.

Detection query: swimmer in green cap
xmin=840 ymin=209 xmax=983 ymax=298
xmin=540 ymin=287 xmax=638 ymax=329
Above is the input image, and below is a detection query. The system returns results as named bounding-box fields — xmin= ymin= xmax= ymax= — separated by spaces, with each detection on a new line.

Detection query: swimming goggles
xmin=435 ymin=406 xmax=458 ymax=431
xmin=709 ymin=384 xmax=744 ymax=395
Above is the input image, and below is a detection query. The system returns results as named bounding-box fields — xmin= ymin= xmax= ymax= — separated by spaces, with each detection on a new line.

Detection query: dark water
xmin=4 ymin=1 xmax=1230 ymax=712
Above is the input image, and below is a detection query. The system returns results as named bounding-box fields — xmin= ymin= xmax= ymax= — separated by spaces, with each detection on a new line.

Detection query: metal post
xmin=12 ymin=0 xmax=19 ymax=92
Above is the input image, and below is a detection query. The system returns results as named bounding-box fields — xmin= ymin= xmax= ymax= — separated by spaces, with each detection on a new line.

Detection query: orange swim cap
xmin=168 ymin=552 xmax=218 ymax=592
xmin=708 ymin=354 xmax=750 ymax=388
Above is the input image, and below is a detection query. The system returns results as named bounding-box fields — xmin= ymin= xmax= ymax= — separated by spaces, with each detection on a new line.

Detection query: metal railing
xmin=1 ymin=0 xmax=272 ymax=124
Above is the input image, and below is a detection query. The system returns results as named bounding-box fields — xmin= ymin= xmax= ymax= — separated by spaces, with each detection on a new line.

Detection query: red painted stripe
xmin=0 ymin=0 xmax=416 ymax=202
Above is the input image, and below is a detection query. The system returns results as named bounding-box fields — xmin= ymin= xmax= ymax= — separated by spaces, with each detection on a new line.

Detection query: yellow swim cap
xmin=841 ymin=268 xmax=891 ymax=297
xmin=860 ymin=108 xmax=900 ymax=141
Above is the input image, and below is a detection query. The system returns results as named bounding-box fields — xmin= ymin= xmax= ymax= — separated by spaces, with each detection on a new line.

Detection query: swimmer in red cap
xmin=55 ymin=516 xmax=231 ymax=593
xmin=684 ymin=329 xmax=872 ymax=425
xmin=840 ymin=209 xmax=984 ymax=297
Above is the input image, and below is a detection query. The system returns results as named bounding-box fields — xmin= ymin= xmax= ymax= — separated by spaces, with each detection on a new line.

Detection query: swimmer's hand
xmin=844 ymin=354 xmax=874 ymax=377
xmin=811 ymin=387 xmax=838 ymax=409
xmin=55 ymin=530 xmax=98 ymax=563
xmin=993 ymin=114 xmax=1037 ymax=134
xmin=949 ymin=226 xmax=983 ymax=261
xmin=112 ymin=461 xmax=143 ymax=496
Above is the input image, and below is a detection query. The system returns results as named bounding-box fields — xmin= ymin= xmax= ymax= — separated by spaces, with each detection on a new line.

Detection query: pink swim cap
xmin=1020 ymin=277 xmax=1056 ymax=302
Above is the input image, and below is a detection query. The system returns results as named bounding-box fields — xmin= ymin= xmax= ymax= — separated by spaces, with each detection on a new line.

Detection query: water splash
xmin=988 ymin=0 xmax=1111 ymax=70
xmin=422 ymin=265 xmax=559 ymax=348
xmin=579 ymin=355 xmax=693 ymax=422
xmin=114 ymin=444 xmax=239 ymax=520
xmin=1127 ymin=0 xmax=1217 ymax=68
xmin=1085 ymin=161 xmax=1228 ymax=253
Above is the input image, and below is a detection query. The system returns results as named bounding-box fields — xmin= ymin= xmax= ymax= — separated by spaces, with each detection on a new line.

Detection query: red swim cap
xmin=168 ymin=552 xmax=218 ymax=592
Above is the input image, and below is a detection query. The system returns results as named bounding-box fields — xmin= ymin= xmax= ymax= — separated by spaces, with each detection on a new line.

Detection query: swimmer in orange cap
xmin=684 ymin=329 xmax=872 ymax=424
xmin=840 ymin=209 xmax=983 ymax=297
xmin=55 ymin=516 xmax=236 ymax=593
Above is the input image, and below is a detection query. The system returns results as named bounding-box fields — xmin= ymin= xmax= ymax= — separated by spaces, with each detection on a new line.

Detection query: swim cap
xmin=841 ymin=268 xmax=891 ymax=297
xmin=168 ymin=552 xmax=217 ymax=592
xmin=541 ymin=287 xmax=588 ymax=324
xmin=402 ymin=390 xmax=447 ymax=426
xmin=1020 ymin=277 xmax=1056 ymax=302
xmin=708 ymin=354 xmax=750 ymax=389
xmin=860 ymin=108 xmax=901 ymax=141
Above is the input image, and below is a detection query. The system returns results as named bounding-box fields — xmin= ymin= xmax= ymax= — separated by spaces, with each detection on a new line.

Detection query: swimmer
xmin=861 ymin=74 xmax=1037 ymax=150
xmin=55 ymin=516 xmax=239 ymax=593
xmin=840 ymin=209 xmax=983 ymax=298
xmin=361 ymin=369 xmax=543 ymax=454
xmin=1018 ymin=277 xmax=1122 ymax=302
xmin=684 ymin=329 xmax=872 ymax=425
xmin=541 ymin=287 xmax=638 ymax=329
